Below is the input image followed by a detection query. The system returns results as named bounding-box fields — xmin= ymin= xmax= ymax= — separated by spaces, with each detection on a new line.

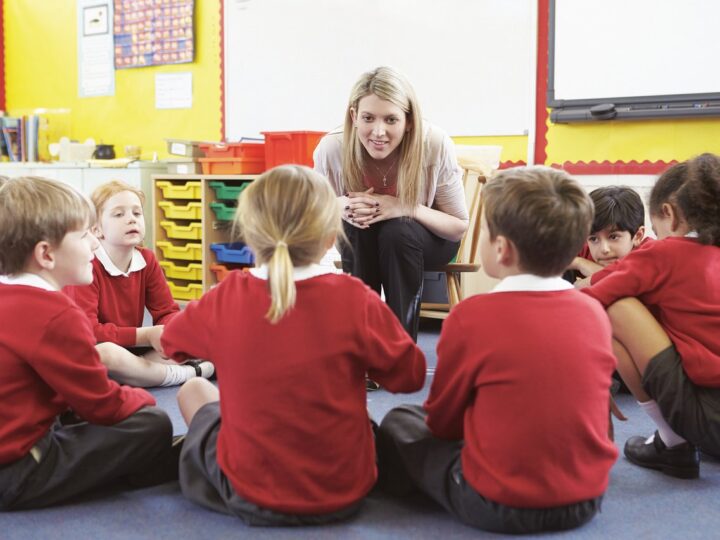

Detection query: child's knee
xmin=177 ymin=376 xmax=214 ymax=401
xmin=95 ymin=342 xmax=132 ymax=371
xmin=134 ymin=406 xmax=173 ymax=441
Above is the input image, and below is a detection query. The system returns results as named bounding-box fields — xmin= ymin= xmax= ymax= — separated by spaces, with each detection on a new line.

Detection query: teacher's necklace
xmin=369 ymin=155 xmax=400 ymax=187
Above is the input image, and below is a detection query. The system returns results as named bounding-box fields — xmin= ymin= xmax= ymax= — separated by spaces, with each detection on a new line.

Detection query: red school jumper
xmin=586 ymin=236 xmax=654 ymax=284
xmin=0 ymin=283 xmax=155 ymax=464
xmin=162 ymin=270 xmax=426 ymax=514
xmin=584 ymin=237 xmax=720 ymax=386
xmin=424 ymin=289 xmax=618 ymax=508
xmin=65 ymin=247 xmax=179 ymax=346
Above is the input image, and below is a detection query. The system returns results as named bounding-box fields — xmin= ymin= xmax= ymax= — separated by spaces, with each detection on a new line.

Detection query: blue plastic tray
xmin=210 ymin=242 xmax=255 ymax=264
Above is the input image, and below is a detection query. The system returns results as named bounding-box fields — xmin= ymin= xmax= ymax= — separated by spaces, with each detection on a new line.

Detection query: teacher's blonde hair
xmin=234 ymin=165 xmax=343 ymax=323
xmin=343 ymin=66 xmax=424 ymax=212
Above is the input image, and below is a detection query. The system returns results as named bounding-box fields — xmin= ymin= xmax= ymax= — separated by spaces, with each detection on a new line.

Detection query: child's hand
xmin=574 ymin=276 xmax=591 ymax=289
xmin=146 ymin=325 xmax=166 ymax=356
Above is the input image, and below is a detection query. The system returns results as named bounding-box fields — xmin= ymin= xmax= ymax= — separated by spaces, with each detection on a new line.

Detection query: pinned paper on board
xmin=155 ymin=72 xmax=193 ymax=109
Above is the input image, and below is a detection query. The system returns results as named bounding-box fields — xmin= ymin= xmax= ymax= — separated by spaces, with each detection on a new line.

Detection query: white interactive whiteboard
xmin=549 ymin=0 xmax=720 ymax=122
xmin=223 ymin=0 xmax=535 ymax=139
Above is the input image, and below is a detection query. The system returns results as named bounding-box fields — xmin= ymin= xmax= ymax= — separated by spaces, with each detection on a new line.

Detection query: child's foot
xmin=624 ymin=431 xmax=699 ymax=479
xmin=160 ymin=361 xmax=215 ymax=387
xmin=186 ymin=360 xmax=215 ymax=380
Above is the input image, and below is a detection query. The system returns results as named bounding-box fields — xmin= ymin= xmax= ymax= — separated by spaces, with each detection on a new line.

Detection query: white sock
xmin=160 ymin=364 xmax=196 ymax=387
xmin=637 ymin=400 xmax=687 ymax=447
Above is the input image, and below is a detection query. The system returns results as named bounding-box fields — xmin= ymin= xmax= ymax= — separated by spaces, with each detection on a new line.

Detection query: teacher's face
xmin=351 ymin=93 xmax=409 ymax=161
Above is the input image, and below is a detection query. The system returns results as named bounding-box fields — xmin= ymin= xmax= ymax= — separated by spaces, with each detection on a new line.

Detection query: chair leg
xmin=447 ymin=272 xmax=461 ymax=308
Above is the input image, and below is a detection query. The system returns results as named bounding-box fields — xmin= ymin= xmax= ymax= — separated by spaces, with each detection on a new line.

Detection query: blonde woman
xmin=314 ymin=67 xmax=469 ymax=341
xmin=162 ymin=166 xmax=425 ymax=525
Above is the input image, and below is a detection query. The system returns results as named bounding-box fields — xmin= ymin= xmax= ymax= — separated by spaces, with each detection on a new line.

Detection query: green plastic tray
xmin=209 ymin=201 xmax=237 ymax=221
xmin=208 ymin=181 xmax=251 ymax=201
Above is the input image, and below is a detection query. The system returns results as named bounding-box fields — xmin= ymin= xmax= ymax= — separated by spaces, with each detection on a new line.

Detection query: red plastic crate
xmin=199 ymin=141 xmax=265 ymax=161
xmin=199 ymin=157 xmax=265 ymax=174
xmin=210 ymin=263 xmax=250 ymax=282
xmin=261 ymin=131 xmax=326 ymax=169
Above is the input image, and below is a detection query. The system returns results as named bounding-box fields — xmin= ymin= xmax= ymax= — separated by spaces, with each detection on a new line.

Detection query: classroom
xmin=2 ymin=0 xmax=720 ymax=538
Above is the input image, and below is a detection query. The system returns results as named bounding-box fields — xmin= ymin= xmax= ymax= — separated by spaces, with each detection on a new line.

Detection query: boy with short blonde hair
xmin=0 ymin=176 xmax=174 ymax=510
xmin=377 ymin=167 xmax=618 ymax=534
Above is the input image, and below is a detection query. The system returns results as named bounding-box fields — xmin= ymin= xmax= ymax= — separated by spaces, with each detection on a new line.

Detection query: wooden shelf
xmin=152 ymin=173 xmax=259 ymax=300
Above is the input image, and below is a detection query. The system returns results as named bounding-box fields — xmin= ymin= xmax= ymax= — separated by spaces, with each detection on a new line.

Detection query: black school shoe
xmin=624 ymin=431 xmax=699 ymax=479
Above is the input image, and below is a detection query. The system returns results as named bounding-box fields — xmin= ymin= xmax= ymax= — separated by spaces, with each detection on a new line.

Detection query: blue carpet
xmin=3 ymin=319 xmax=720 ymax=538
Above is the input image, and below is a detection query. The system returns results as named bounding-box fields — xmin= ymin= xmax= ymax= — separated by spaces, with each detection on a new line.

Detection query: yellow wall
xmin=4 ymin=0 xmax=221 ymax=159
xmin=545 ymin=115 xmax=720 ymax=165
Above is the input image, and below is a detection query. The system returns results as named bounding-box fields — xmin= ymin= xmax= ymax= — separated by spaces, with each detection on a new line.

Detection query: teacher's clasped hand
xmin=314 ymin=66 xmax=469 ymax=341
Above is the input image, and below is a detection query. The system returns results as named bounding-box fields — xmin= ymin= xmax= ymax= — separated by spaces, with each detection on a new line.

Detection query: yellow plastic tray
xmin=159 ymin=260 xmax=203 ymax=281
xmin=156 ymin=241 xmax=202 ymax=261
xmin=168 ymin=281 xmax=204 ymax=301
xmin=160 ymin=220 xmax=202 ymax=240
xmin=158 ymin=200 xmax=202 ymax=220
xmin=156 ymin=180 xmax=202 ymax=200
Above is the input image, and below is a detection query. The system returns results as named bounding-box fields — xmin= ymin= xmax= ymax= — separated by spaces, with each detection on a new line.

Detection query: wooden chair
xmin=419 ymin=159 xmax=490 ymax=319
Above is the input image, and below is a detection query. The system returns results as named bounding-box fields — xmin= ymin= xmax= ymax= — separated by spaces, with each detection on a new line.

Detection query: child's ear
xmin=632 ymin=225 xmax=645 ymax=247
xmin=495 ymin=235 xmax=516 ymax=266
xmin=91 ymin=224 xmax=103 ymax=239
xmin=662 ymin=203 xmax=687 ymax=233
xmin=32 ymin=240 xmax=56 ymax=270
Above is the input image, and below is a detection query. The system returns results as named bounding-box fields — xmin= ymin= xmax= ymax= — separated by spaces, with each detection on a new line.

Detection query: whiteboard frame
xmin=547 ymin=0 xmax=720 ymax=123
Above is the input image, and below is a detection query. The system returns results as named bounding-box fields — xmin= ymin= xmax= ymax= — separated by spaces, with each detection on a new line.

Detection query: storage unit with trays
xmin=152 ymin=174 xmax=259 ymax=303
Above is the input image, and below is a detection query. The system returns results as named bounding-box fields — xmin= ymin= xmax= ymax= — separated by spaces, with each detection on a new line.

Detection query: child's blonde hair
xmin=91 ymin=180 xmax=145 ymax=218
xmin=234 ymin=165 xmax=343 ymax=323
xmin=483 ymin=166 xmax=594 ymax=276
xmin=0 ymin=176 xmax=94 ymax=275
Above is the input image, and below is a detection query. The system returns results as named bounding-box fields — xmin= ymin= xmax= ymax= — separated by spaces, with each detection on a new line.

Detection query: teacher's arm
xmin=353 ymin=193 xmax=467 ymax=240
xmin=314 ymin=133 xmax=376 ymax=229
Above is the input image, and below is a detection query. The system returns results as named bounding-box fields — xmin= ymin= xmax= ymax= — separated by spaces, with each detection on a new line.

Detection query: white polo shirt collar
xmin=94 ymin=244 xmax=146 ymax=277
xmin=250 ymin=263 xmax=335 ymax=281
xmin=0 ymin=273 xmax=58 ymax=291
xmin=490 ymin=273 xmax=573 ymax=293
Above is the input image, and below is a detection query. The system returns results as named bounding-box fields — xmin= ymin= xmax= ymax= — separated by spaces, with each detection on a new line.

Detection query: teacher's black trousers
xmin=341 ymin=218 xmax=459 ymax=341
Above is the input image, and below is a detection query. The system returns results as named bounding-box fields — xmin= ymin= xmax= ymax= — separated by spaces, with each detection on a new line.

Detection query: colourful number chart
xmin=113 ymin=0 xmax=195 ymax=69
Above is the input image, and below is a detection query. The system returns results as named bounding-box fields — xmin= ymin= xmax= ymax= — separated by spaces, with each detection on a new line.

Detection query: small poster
xmin=155 ymin=72 xmax=193 ymax=109
xmin=78 ymin=0 xmax=115 ymax=97
xmin=84 ymin=4 xmax=110 ymax=36
xmin=114 ymin=0 xmax=195 ymax=69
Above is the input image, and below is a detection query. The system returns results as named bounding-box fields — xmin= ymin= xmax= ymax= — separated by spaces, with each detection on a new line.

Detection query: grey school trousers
xmin=0 ymin=406 xmax=173 ymax=510
xmin=376 ymin=404 xmax=603 ymax=534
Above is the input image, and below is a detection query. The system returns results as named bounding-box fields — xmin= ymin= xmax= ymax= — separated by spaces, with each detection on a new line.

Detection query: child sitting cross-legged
xmin=162 ymin=165 xmax=426 ymax=525
xmin=66 ymin=180 xmax=214 ymax=387
xmin=583 ymin=154 xmax=720 ymax=479
xmin=0 ymin=176 xmax=174 ymax=510
xmin=376 ymin=166 xmax=618 ymax=534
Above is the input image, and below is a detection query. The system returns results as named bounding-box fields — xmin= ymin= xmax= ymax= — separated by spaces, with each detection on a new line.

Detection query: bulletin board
xmin=223 ymin=0 xmax=536 ymax=140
